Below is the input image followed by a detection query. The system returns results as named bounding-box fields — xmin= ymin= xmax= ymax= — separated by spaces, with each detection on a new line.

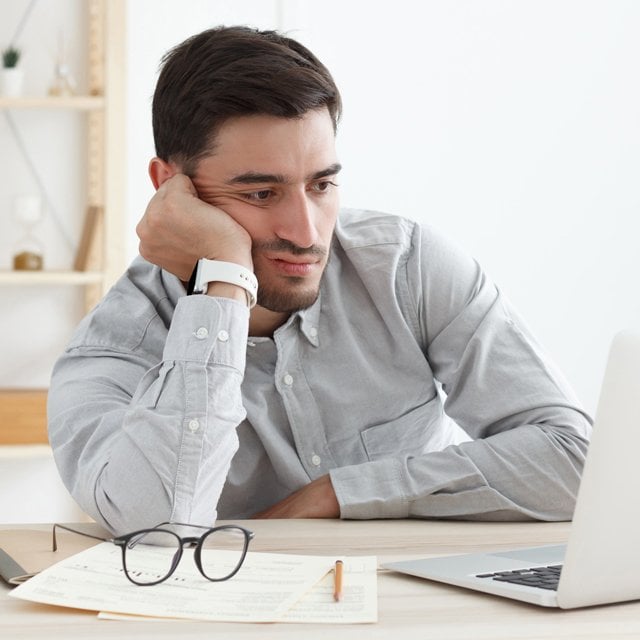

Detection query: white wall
xmin=126 ymin=0 xmax=640 ymax=415
xmin=0 ymin=446 xmax=88 ymax=523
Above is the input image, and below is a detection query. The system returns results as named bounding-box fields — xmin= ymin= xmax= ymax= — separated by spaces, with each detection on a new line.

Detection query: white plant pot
xmin=0 ymin=68 xmax=25 ymax=97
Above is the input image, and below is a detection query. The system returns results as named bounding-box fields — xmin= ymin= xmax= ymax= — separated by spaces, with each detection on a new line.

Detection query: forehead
xmin=195 ymin=109 xmax=337 ymax=181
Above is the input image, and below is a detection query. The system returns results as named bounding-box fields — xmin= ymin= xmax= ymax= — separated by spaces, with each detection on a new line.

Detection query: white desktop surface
xmin=1 ymin=519 xmax=637 ymax=639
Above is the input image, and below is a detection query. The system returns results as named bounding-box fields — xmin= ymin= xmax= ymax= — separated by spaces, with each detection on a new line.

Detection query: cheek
xmin=318 ymin=220 xmax=336 ymax=246
xmin=316 ymin=202 xmax=339 ymax=245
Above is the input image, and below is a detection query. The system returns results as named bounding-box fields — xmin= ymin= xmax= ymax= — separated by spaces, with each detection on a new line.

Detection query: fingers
xmin=156 ymin=173 xmax=198 ymax=197
xmin=137 ymin=174 xmax=252 ymax=281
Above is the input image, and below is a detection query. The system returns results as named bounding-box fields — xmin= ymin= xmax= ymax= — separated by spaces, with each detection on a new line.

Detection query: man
xmin=48 ymin=26 xmax=591 ymax=535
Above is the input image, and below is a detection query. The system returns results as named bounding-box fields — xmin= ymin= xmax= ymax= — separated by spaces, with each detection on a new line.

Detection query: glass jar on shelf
xmin=12 ymin=195 xmax=44 ymax=271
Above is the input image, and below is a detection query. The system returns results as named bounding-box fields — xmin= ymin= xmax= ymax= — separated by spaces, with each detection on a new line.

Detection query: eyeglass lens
xmin=123 ymin=529 xmax=182 ymax=585
xmin=198 ymin=527 xmax=249 ymax=580
xmin=122 ymin=526 xmax=248 ymax=584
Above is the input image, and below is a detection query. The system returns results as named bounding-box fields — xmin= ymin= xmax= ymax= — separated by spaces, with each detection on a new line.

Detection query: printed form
xmin=10 ymin=542 xmax=377 ymax=623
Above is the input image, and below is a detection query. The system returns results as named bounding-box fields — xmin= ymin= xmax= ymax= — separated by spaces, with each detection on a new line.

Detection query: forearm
xmin=331 ymin=411 xmax=590 ymax=521
xmin=48 ymin=295 xmax=249 ymax=535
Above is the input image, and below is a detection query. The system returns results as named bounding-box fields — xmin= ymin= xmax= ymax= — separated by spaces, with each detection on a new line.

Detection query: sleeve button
xmin=194 ymin=327 xmax=209 ymax=340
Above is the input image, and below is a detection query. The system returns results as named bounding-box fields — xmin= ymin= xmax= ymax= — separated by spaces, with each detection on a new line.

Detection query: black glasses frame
xmin=52 ymin=521 xmax=255 ymax=586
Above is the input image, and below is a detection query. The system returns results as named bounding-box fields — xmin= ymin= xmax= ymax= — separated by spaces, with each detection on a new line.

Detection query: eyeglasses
xmin=52 ymin=522 xmax=254 ymax=586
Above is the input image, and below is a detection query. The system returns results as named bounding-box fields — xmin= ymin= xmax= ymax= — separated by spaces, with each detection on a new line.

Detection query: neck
xmin=248 ymin=305 xmax=290 ymax=338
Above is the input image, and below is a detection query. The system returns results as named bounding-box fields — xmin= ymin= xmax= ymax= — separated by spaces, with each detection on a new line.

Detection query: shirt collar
xmin=272 ymin=290 xmax=322 ymax=348
xmin=296 ymin=291 xmax=322 ymax=347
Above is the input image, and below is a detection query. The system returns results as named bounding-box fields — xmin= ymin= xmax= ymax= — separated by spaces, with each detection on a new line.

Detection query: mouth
xmin=267 ymin=255 xmax=321 ymax=277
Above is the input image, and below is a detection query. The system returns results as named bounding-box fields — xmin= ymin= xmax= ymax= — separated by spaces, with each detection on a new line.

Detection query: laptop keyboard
xmin=476 ymin=565 xmax=563 ymax=590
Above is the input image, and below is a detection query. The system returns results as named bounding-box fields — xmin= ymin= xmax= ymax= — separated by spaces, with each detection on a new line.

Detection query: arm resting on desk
xmin=329 ymin=224 xmax=591 ymax=522
xmin=48 ymin=276 xmax=249 ymax=536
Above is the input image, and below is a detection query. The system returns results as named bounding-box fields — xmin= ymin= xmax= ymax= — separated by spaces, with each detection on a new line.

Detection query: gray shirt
xmin=48 ymin=209 xmax=591 ymax=534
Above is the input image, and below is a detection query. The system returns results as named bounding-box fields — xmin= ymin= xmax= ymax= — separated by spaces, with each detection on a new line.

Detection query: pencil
xmin=333 ymin=559 xmax=344 ymax=602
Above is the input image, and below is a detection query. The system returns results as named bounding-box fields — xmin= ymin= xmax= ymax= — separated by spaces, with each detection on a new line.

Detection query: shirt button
xmin=311 ymin=454 xmax=322 ymax=466
xmin=194 ymin=327 xmax=208 ymax=340
xmin=217 ymin=330 xmax=229 ymax=342
xmin=188 ymin=419 xmax=200 ymax=433
xmin=309 ymin=327 xmax=318 ymax=338
xmin=283 ymin=373 xmax=294 ymax=386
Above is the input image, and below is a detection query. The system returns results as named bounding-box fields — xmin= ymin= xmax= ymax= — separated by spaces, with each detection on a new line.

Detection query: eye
xmin=310 ymin=180 xmax=338 ymax=193
xmin=242 ymin=189 xmax=274 ymax=202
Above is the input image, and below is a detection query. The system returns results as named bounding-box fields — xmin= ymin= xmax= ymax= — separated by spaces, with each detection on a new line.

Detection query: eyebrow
xmin=227 ymin=162 xmax=342 ymax=186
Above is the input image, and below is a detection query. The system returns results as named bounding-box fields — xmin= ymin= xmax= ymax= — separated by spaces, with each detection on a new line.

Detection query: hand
xmin=253 ymin=475 xmax=341 ymax=519
xmin=136 ymin=174 xmax=253 ymax=281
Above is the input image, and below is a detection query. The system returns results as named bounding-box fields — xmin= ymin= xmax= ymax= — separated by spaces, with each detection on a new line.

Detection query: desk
xmin=1 ymin=519 xmax=637 ymax=639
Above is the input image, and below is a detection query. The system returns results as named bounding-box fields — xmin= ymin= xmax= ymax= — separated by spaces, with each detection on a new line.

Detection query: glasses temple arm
xmin=52 ymin=523 xmax=113 ymax=552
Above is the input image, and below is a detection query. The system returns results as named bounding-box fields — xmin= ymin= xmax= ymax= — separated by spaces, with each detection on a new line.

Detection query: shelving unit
xmin=0 ymin=0 xmax=125 ymax=312
xmin=0 ymin=270 xmax=104 ymax=285
xmin=0 ymin=96 xmax=104 ymax=110
xmin=0 ymin=0 xmax=126 ymax=445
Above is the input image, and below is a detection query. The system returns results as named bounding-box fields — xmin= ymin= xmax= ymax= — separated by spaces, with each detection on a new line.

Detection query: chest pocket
xmin=360 ymin=400 xmax=445 ymax=461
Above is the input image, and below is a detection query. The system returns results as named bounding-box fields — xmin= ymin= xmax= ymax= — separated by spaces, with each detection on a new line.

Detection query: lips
xmin=268 ymin=255 xmax=320 ymax=277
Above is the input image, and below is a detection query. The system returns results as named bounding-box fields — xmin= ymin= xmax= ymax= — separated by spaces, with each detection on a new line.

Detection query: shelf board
xmin=0 ymin=95 xmax=104 ymax=111
xmin=0 ymin=389 xmax=48 ymax=445
xmin=0 ymin=270 xmax=104 ymax=285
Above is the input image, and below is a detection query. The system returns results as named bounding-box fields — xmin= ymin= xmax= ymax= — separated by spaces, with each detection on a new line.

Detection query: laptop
xmin=383 ymin=330 xmax=640 ymax=608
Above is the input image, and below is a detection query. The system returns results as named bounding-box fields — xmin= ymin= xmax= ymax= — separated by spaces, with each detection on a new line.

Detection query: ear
xmin=148 ymin=157 xmax=178 ymax=190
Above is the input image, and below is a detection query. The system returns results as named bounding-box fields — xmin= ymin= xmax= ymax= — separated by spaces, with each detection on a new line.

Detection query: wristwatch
xmin=187 ymin=259 xmax=258 ymax=308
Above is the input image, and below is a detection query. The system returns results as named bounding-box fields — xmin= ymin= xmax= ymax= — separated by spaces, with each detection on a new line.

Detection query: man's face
xmin=191 ymin=109 xmax=340 ymax=313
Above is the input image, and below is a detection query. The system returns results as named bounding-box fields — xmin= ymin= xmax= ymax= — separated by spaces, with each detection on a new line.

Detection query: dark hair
xmin=152 ymin=25 xmax=342 ymax=173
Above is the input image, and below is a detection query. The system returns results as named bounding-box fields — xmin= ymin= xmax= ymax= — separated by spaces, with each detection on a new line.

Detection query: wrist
xmin=214 ymin=252 xmax=253 ymax=272
xmin=187 ymin=258 xmax=258 ymax=308
xmin=205 ymin=281 xmax=250 ymax=305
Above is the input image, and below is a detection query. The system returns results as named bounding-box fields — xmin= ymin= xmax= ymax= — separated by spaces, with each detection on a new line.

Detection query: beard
xmin=252 ymin=239 xmax=329 ymax=313
xmin=256 ymin=275 xmax=321 ymax=312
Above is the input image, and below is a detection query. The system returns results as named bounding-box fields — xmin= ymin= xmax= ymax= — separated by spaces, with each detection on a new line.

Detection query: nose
xmin=272 ymin=189 xmax=318 ymax=249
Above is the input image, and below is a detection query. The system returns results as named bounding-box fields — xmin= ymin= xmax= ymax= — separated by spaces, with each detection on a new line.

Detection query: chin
xmin=257 ymin=282 xmax=320 ymax=313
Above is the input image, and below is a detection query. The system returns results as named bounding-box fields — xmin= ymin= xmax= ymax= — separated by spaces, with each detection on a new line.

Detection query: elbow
xmin=533 ymin=425 xmax=591 ymax=521
xmin=92 ymin=461 xmax=176 ymax=536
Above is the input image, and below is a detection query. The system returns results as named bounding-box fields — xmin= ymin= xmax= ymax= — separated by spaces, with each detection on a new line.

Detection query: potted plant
xmin=1 ymin=46 xmax=24 ymax=97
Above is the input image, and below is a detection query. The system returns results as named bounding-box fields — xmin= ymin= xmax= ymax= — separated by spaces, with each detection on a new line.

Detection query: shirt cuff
xmin=330 ymin=458 xmax=411 ymax=519
xmin=163 ymin=295 xmax=249 ymax=372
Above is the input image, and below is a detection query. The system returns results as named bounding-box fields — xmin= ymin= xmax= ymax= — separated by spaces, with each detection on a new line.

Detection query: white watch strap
xmin=193 ymin=259 xmax=258 ymax=308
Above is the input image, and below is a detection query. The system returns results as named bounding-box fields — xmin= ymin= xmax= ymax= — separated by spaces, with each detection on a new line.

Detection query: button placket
xmin=273 ymin=325 xmax=335 ymax=479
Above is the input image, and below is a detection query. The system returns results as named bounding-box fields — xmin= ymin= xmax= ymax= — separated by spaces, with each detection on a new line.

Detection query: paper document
xmin=281 ymin=555 xmax=378 ymax=623
xmin=9 ymin=542 xmax=378 ymax=623
xmin=99 ymin=555 xmax=378 ymax=624
xmin=10 ymin=542 xmax=329 ymax=622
